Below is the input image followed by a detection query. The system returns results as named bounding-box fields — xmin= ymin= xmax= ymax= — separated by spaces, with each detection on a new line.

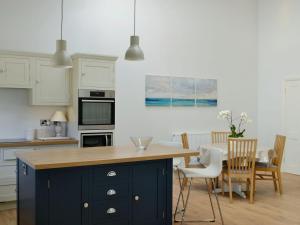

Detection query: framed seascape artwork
xmin=145 ymin=75 xmax=172 ymax=106
xmin=145 ymin=75 xmax=218 ymax=107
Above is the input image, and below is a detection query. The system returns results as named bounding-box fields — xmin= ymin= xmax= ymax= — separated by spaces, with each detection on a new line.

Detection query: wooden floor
xmin=1 ymin=173 xmax=299 ymax=225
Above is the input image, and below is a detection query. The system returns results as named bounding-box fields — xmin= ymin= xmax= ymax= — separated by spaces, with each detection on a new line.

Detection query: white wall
xmin=0 ymin=89 xmax=65 ymax=138
xmin=0 ymin=0 xmax=258 ymax=144
xmin=257 ymin=0 xmax=300 ymax=145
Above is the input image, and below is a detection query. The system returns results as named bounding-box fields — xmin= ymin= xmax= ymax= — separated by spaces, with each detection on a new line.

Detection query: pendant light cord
xmin=134 ymin=0 xmax=136 ymax=36
xmin=60 ymin=0 xmax=64 ymax=40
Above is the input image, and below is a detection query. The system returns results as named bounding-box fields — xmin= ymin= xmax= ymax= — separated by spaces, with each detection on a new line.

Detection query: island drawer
xmin=92 ymin=199 xmax=129 ymax=223
xmin=93 ymin=182 xmax=129 ymax=201
xmin=93 ymin=165 xmax=129 ymax=184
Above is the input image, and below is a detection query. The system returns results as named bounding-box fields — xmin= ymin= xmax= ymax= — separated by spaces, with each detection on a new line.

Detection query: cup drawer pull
xmin=107 ymin=189 xmax=117 ymax=196
xmin=107 ymin=208 xmax=116 ymax=214
xmin=107 ymin=171 xmax=117 ymax=177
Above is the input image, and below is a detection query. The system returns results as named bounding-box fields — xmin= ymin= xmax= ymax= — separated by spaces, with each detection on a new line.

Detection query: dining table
xmin=198 ymin=143 xmax=271 ymax=198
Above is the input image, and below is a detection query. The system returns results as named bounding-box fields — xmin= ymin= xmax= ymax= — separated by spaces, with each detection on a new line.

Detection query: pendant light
xmin=53 ymin=0 xmax=72 ymax=68
xmin=125 ymin=0 xmax=144 ymax=61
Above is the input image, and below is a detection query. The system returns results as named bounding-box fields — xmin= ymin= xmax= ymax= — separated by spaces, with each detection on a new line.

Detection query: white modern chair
xmin=174 ymin=148 xmax=224 ymax=225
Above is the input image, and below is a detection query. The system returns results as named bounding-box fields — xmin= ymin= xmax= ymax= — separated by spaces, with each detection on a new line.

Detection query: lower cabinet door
xmin=48 ymin=168 xmax=88 ymax=225
xmin=132 ymin=161 xmax=166 ymax=225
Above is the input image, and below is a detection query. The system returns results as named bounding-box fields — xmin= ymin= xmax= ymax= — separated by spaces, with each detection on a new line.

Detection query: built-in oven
xmin=80 ymin=132 xmax=113 ymax=147
xmin=78 ymin=90 xmax=115 ymax=130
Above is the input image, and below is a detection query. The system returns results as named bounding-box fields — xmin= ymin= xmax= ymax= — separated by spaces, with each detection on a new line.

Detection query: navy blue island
xmin=16 ymin=144 xmax=198 ymax=225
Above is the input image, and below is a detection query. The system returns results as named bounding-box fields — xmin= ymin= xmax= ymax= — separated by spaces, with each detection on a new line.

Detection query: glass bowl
xmin=130 ymin=136 xmax=153 ymax=150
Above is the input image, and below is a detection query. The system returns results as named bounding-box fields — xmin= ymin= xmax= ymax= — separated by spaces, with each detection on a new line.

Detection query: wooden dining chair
xmin=211 ymin=131 xmax=231 ymax=144
xmin=255 ymin=135 xmax=286 ymax=194
xmin=181 ymin=133 xmax=191 ymax=166
xmin=222 ymin=138 xmax=257 ymax=203
xmin=180 ymin=133 xmax=192 ymax=187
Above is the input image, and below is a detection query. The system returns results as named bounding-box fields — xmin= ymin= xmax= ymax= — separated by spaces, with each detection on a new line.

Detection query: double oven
xmin=78 ymin=90 xmax=115 ymax=147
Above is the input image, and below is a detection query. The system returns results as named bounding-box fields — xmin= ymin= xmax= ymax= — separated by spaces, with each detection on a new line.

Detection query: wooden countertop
xmin=16 ymin=144 xmax=199 ymax=170
xmin=0 ymin=138 xmax=78 ymax=148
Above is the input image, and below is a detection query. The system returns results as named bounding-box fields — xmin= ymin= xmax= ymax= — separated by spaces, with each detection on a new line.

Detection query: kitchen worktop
xmin=16 ymin=144 xmax=199 ymax=170
xmin=0 ymin=138 xmax=78 ymax=148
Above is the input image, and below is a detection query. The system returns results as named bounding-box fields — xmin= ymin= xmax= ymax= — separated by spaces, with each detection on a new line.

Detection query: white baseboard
xmin=282 ymin=164 xmax=300 ymax=175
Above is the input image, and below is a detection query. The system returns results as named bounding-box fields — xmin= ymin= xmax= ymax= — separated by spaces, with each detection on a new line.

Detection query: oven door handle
xmin=81 ymin=99 xmax=115 ymax=103
xmin=81 ymin=133 xmax=112 ymax=137
xmin=105 ymin=135 xmax=108 ymax=146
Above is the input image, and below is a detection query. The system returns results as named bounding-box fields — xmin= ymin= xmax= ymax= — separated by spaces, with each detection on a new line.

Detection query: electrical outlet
xmin=40 ymin=119 xmax=51 ymax=126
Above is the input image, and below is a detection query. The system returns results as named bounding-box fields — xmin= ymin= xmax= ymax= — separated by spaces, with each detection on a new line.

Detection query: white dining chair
xmin=174 ymin=148 xmax=224 ymax=225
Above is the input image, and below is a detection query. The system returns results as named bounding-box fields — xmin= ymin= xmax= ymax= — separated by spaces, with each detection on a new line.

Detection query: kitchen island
xmin=16 ymin=144 xmax=198 ymax=225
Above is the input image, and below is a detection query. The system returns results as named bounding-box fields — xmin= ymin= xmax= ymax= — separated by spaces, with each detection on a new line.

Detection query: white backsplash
xmin=0 ymin=88 xmax=67 ymax=139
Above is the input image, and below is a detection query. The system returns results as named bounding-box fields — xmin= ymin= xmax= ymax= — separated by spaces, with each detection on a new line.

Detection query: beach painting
xmin=195 ymin=79 xmax=218 ymax=106
xmin=145 ymin=75 xmax=217 ymax=107
xmin=171 ymin=77 xmax=195 ymax=106
xmin=145 ymin=75 xmax=172 ymax=106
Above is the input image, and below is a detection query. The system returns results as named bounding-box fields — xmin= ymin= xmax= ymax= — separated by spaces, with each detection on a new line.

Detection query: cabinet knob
xmin=35 ymin=80 xmax=40 ymax=84
xmin=0 ymin=69 xmax=4 ymax=73
xmin=81 ymin=73 xmax=86 ymax=76
xmin=107 ymin=189 xmax=116 ymax=196
xmin=134 ymin=195 xmax=140 ymax=201
xmin=107 ymin=171 xmax=117 ymax=177
xmin=107 ymin=208 xmax=116 ymax=214
xmin=83 ymin=202 xmax=89 ymax=208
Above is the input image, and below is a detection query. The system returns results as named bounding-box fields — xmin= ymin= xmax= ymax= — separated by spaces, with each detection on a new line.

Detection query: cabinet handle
xmin=134 ymin=195 xmax=140 ymax=201
xmin=83 ymin=202 xmax=89 ymax=208
xmin=22 ymin=163 xmax=27 ymax=176
xmin=107 ymin=171 xmax=117 ymax=177
xmin=107 ymin=189 xmax=116 ymax=196
xmin=107 ymin=208 xmax=116 ymax=214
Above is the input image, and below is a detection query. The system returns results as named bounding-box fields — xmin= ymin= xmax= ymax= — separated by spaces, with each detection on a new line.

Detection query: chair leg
xmin=211 ymin=179 xmax=224 ymax=225
xmin=179 ymin=178 xmax=192 ymax=225
xmin=249 ymin=177 xmax=254 ymax=204
xmin=182 ymin=177 xmax=188 ymax=188
xmin=228 ymin=176 xmax=233 ymax=203
xmin=205 ymin=179 xmax=216 ymax=222
xmin=246 ymin=178 xmax=250 ymax=197
xmin=221 ymin=173 xmax=224 ymax=196
xmin=272 ymin=171 xmax=278 ymax=192
xmin=173 ymin=171 xmax=192 ymax=225
xmin=253 ymin=173 xmax=256 ymax=194
xmin=277 ymin=170 xmax=283 ymax=195
xmin=174 ymin=174 xmax=220 ymax=224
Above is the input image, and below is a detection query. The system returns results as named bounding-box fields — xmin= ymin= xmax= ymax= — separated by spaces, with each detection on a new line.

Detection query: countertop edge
xmin=17 ymin=151 xmax=199 ymax=170
xmin=0 ymin=139 xmax=79 ymax=148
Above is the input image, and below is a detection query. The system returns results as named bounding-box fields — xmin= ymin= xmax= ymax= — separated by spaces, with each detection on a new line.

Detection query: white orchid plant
xmin=217 ymin=110 xmax=252 ymax=138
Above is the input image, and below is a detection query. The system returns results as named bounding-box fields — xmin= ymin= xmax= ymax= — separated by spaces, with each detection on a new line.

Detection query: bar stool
xmin=174 ymin=148 xmax=224 ymax=225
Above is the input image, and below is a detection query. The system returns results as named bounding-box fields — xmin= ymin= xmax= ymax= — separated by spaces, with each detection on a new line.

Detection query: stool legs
xmin=174 ymin=172 xmax=224 ymax=225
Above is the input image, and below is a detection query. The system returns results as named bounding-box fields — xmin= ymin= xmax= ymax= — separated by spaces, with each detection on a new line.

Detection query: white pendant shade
xmin=125 ymin=36 xmax=144 ymax=61
xmin=125 ymin=0 xmax=144 ymax=61
xmin=53 ymin=40 xmax=72 ymax=68
xmin=53 ymin=0 xmax=72 ymax=68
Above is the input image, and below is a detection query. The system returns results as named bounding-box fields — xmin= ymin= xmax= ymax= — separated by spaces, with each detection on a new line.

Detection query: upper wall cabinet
xmin=0 ymin=55 xmax=32 ymax=88
xmin=72 ymin=54 xmax=118 ymax=90
xmin=30 ymin=58 xmax=71 ymax=106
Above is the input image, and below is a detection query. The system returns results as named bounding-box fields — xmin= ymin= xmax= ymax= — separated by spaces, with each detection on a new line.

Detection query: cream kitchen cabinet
xmin=30 ymin=58 xmax=71 ymax=106
xmin=0 ymin=147 xmax=34 ymax=202
xmin=72 ymin=54 xmax=118 ymax=90
xmin=0 ymin=55 xmax=32 ymax=88
xmin=0 ymin=144 xmax=78 ymax=202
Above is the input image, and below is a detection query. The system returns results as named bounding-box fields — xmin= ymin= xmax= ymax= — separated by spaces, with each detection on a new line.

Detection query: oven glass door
xmin=79 ymin=98 xmax=115 ymax=126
